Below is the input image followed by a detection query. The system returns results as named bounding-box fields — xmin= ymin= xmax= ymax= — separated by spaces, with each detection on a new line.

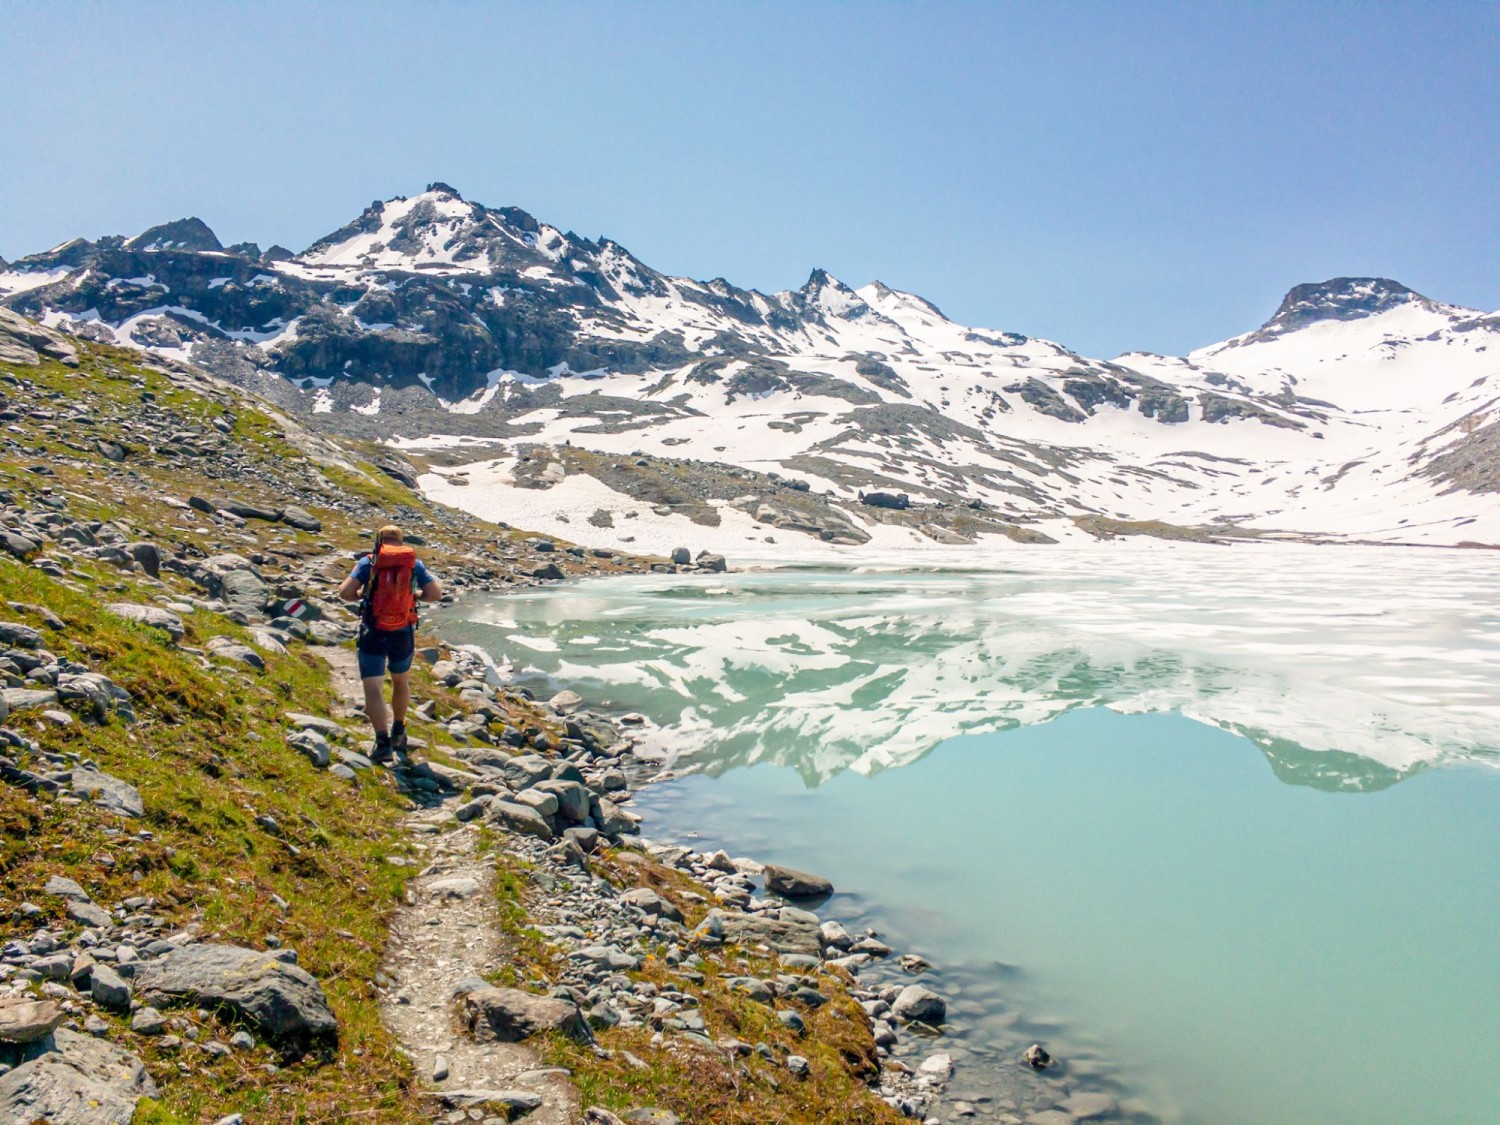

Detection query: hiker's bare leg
xmin=362 ymin=676 xmax=388 ymax=734
xmin=390 ymin=671 xmax=410 ymax=726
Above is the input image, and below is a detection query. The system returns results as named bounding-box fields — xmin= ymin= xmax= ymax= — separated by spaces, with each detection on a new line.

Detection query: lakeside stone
xmin=718 ymin=911 xmax=823 ymax=956
xmin=619 ymin=887 xmax=684 ymax=923
xmin=1062 ymin=1091 xmax=1120 ymax=1120
xmin=762 ymin=863 xmax=834 ymax=898
xmin=485 ymin=799 xmax=555 ymax=840
xmin=892 ymin=984 xmax=946 ymax=1025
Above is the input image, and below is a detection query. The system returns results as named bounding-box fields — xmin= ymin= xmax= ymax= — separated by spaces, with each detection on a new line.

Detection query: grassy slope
xmin=0 ymin=341 xmax=514 ymax=1122
xmin=0 ymin=338 xmax=905 ymax=1123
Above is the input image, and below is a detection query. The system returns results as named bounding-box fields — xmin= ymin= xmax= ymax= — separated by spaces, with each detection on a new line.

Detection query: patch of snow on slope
xmin=0 ymin=267 xmax=73 ymax=296
xmin=349 ymin=389 xmax=381 ymax=415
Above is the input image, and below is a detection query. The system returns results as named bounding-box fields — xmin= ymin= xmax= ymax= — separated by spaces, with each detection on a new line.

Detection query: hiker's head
xmin=377 ymin=524 xmax=404 ymax=546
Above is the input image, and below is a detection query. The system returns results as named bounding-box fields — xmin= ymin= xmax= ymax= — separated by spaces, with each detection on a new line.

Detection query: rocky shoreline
xmin=412 ymin=631 xmax=1153 ymax=1125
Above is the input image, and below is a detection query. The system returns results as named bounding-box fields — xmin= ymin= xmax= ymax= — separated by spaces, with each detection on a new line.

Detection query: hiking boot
xmin=390 ymin=720 xmax=408 ymax=757
xmin=371 ymin=731 xmax=394 ymax=765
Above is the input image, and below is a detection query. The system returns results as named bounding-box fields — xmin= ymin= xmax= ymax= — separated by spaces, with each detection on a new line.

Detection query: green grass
xmin=0 ymin=558 xmax=431 ymax=1123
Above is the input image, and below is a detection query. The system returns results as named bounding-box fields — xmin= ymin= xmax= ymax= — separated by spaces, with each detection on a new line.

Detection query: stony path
xmin=381 ymin=812 xmax=579 ymax=1124
xmin=318 ymin=643 xmax=580 ymax=1123
xmin=315 ymin=645 xmax=365 ymax=721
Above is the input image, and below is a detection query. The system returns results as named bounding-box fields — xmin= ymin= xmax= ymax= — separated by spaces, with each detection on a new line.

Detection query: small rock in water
xmin=1061 ymin=1091 xmax=1119 ymax=1120
xmin=549 ymin=689 xmax=583 ymax=713
xmin=762 ymin=863 xmax=833 ymax=899
xmin=891 ymin=983 xmax=946 ymax=1025
xmin=918 ymin=1051 xmax=953 ymax=1079
xmin=1023 ymin=1042 xmax=1053 ymax=1069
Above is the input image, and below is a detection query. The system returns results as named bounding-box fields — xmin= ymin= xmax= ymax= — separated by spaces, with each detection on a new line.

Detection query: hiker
xmin=337 ymin=525 xmax=442 ymax=763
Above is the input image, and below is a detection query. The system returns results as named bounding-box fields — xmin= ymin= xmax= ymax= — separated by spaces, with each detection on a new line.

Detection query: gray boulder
xmin=620 ymin=888 xmax=684 ymax=924
xmin=0 ymin=527 xmax=40 ymax=559
xmin=534 ymin=778 xmax=590 ymax=822
xmin=248 ymin=628 xmax=288 ymax=656
xmin=484 ymin=800 xmax=554 ymax=840
xmin=284 ymin=712 xmax=345 ymax=738
xmin=219 ymin=569 xmax=269 ymax=618
xmin=0 ymin=1028 xmax=157 ymax=1125
xmin=67 ymin=899 xmax=113 ymax=928
xmin=4 ymin=687 xmax=59 ymax=715
xmin=435 ymin=1089 xmax=545 ymax=1112
xmin=71 ymin=769 xmax=144 ymax=818
xmin=0 ymin=621 xmax=44 ymax=648
xmin=513 ymin=788 xmax=560 ymax=817
xmin=124 ymin=543 xmax=161 ymax=578
xmin=570 ymin=945 xmax=640 ymax=972
xmin=763 ymin=863 xmax=834 ymax=899
xmin=891 ymin=984 xmax=946 ymax=1025
xmin=103 ymin=603 xmax=185 ymax=642
xmin=717 ymin=912 xmax=823 ymax=956
xmin=593 ymin=796 xmax=639 ymax=836
xmin=286 ymin=728 xmax=331 ymax=767
xmin=134 ymin=943 xmax=337 ymax=1045
xmin=279 ymin=505 xmax=322 ymax=532
xmin=42 ymin=875 xmax=91 ymax=901
xmin=460 ymin=987 xmax=592 ymax=1044
xmin=206 ymin=635 xmax=265 ymax=670
xmin=90 ymin=963 xmax=132 ymax=1011
xmin=215 ymin=500 xmax=282 ymax=523
xmin=0 ymin=997 xmax=65 ymax=1044
xmin=499 ymin=754 xmax=553 ymax=789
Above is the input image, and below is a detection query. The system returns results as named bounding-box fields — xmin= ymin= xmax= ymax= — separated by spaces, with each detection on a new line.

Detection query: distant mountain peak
xmin=1261 ymin=277 xmax=1425 ymax=334
xmin=798 ymin=269 xmax=871 ymax=321
xmin=126 ymin=217 xmax=223 ymax=253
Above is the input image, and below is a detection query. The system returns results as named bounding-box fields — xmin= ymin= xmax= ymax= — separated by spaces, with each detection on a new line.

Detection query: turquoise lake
xmin=437 ymin=545 xmax=1500 ymax=1123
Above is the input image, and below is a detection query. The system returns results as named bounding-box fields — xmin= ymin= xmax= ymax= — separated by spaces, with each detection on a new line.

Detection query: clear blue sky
xmin=2 ymin=1 xmax=1496 ymax=356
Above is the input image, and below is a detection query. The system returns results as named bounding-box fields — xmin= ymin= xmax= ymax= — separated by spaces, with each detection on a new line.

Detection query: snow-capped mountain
xmin=2 ymin=183 xmax=1496 ymax=550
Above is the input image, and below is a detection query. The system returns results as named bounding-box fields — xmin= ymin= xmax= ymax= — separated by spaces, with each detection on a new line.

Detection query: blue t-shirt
xmin=351 ymin=554 xmax=434 ymax=589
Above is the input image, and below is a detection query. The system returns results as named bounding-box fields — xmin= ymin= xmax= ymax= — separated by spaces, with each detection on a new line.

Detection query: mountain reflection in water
xmin=436 ymin=546 xmax=1500 ymax=793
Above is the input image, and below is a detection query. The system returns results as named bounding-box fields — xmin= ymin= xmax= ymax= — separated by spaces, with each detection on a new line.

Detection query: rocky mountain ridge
xmin=4 ymin=184 xmax=1498 ymax=550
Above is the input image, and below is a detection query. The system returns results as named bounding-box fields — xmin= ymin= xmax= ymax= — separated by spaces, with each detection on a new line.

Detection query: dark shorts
xmin=357 ymin=626 xmax=415 ymax=678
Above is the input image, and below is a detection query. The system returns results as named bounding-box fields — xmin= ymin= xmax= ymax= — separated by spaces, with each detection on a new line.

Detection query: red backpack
xmin=365 ymin=544 xmax=419 ymax=632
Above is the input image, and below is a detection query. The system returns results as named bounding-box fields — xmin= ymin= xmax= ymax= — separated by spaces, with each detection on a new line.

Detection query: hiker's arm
xmin=337 ymin=576 xmax=363 ymax=602
xmin=419 ymin=578 xmax=443 ymax=603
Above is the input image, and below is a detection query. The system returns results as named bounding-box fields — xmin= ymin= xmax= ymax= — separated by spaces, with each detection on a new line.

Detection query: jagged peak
xmin=424 ymin=181 xmax=463 ymax=199
xmin=126 ymin=217 xmax=223 ymax=253
xmin=797 ymin=269 xmax=870 ymax=321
